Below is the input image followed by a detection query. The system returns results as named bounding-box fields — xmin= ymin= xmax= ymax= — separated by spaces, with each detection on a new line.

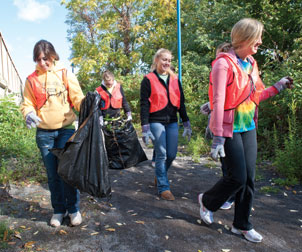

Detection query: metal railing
xmin=0 ymin=32 xmax=23 ymax=99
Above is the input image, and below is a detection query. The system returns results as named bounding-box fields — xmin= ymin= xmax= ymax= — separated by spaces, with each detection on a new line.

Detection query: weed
xmin=259 ymin=186 xmax=281 ymax=194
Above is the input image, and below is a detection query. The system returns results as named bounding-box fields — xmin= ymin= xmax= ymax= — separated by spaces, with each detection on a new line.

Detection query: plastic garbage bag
xmin=103 ymin=119 xmax=147 ymax=169
xmin=51 ymin=92 xmax=111 ymax=198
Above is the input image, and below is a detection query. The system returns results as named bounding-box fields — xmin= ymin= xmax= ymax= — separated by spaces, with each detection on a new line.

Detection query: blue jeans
xmin=36 ymin=128 xmax=80 ymax=214
xmin=150 ymin=122 xmax=178 ymax=194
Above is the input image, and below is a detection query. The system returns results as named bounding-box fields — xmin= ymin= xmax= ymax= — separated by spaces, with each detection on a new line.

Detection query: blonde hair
xmin=150 ymin=48 xmax=176 ymax=78
xmin=231 ymin=18 xmax=263 ymax=49
xmin=102 ymin=70 xmax=114 ymax=81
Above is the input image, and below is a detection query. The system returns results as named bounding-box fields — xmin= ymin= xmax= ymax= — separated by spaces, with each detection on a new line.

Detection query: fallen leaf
xmin=113 ymin=180 xmax=118 ymax=183
xmin=131 ymin=213 xmax=138 ymax=216
xmin=184 ymin=193 xmax=189 ymax=195
xmin=181 ymin=197 xmax=188 ymax=200
xmin=82 ymin=225 xmax=88 ymax=228
xmin=20 ymin=225 xmax=27 ymax=229
xmin=116 ymin=223 xmax=123 ymax=226
xmin=197 ymin=219 xmax=202 ymax=224
xmin=111 ymin=207 xmax=117 ymax=210
xmin=36 ymin=248 xmax=44 ymax=251
xmin=104 ymin=225 xmax=110 ymax=228
xmin=293 ymin=190 xmax=297 ymax=194
xmin=105 ymin=228 xmax=116 ymax=232
xmin=100 ymin=212 xmax=106 ymax=215
xmin=90 ymin=232 xmax=99 ymax=236
xmin=33 ymin=231 xmax=39 ymax=235
xmin=265 ymin=194 xmax=271 ymax=197
xmin=217 ymin=228 xmax=223 ymax=234
xmin=14 ymin=233 xmax=22 ymax=239
xmin=165 ymin=216 xmax=173 ymax=219
xmin=283 ymin=192 xmax=288 ymax=197
xmin=290 ymin=210 xmax=299 ymax=213
xmin=7 ymin=242 xmax=16 ymax=245
xmin=298 ymin=219 xmax=302 ymax=223
xmin=135 ymin=221 xmax=145 ymax=224
xmin=221 ymin=249 xmax=231 ymax=252
xmin=218 ymin=221 xmax=222 ymax=225
xmin=95 ymin=222 xmax=101 ymax=226
xmin=3 ymin=230 xmax=8 ymax=241
xmin=59 ymin=230 xmax=68 ymax=235
xmin=24 ymin=241 xmax=36 ymax=248
xmin=224 ymin=225 xmax=230 ymax=230
xmin=165 ymin=235 xmax=169 ymax=240
xmin=127 ymin=210 xmax=134 ymax=213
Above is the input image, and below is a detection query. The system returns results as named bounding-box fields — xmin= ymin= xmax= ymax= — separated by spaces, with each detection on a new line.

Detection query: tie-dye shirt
xmin=233 ymin=57 xmax=256 ymax=132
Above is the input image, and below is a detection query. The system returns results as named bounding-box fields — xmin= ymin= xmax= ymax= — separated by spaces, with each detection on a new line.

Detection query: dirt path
xmin=1 ymin=146 xmax=302 ymax=252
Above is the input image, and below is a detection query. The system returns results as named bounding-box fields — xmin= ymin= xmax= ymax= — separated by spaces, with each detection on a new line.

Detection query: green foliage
xmin=186 ymin=135 xmax=210 ymax=162
xmin=272 ymin=177 xmax=299 ymax=187
xmin=0 ymin=221 xmax=12 ymax=249
xmin=0 ymin=96 xmax=46 ymax=183
xmin=273 ymin=103 xmax=302 ymax=182
xmin=259 ymin=185 xmax=280 ymax=194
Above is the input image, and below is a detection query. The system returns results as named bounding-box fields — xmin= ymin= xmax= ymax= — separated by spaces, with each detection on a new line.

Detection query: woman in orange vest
xmin=21 ymin=40 xmax=84 ymax=227
xmin=96 ymin=70 xmax=131 ymax=123
xmin=198 ymin=18 xmax=293 ymax=243
xmin=140 ymin=48 xmax=192 ymax=201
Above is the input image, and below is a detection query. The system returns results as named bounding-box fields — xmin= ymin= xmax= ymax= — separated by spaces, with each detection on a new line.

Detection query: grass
xmin=0 ymin=221 xmax=12 ymax=249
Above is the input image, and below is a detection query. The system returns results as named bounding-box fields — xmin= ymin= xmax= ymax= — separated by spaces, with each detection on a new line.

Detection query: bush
xmin=0 ymin=96 xmax=46 ymax=184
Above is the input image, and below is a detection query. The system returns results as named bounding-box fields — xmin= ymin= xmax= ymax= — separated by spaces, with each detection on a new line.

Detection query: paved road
xmin=1 ymin=146 xmax=302 ymax=252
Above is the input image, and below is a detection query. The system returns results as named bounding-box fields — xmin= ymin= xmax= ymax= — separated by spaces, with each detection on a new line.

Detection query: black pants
xmin=203 ymin=129 xmax=257 ymax=230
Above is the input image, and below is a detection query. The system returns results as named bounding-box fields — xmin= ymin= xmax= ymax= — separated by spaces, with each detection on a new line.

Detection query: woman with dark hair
xmin=21 ymin=40 xmax=85 ymax=227
xmin=198 ymin=18 xmax=293 ymax=243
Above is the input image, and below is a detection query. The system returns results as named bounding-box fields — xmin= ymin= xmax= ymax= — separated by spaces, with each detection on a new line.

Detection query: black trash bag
xmin=103 ymin=119 xmax=148 ymax=169
xmin=51 ymin=92 xmax=111 ymax=198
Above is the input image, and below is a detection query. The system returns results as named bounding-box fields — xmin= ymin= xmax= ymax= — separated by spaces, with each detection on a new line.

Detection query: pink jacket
xmin=209 ymin=49 xmax=279 ymax=138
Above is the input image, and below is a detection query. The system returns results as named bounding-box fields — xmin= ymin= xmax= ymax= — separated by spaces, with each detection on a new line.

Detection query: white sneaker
xmin=69 ymin=211 xmax=82 ymax=226
xmin=198 ymin=193 xmax=213 ymax=225
xmin=220 ymin=201 xmax=234 ymax=210
xmin=50 ymin=213 xmax=65 ymax=227
xmin=231 ymin=226 xmax=263 ymax=243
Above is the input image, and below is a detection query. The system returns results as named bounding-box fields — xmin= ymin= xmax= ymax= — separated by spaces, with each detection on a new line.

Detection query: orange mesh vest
xmin=27 ymin=69 xmax=72 ymax=110
xmin=208 ymin=53 xmax=264 ymax=110
xmin=96 ymin=83 xmax=123 ymax=110
xmin=146 ymin=72 xmax=180 ymax=113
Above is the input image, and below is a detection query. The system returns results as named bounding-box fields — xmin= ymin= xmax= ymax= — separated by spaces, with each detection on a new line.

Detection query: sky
xmin=0 ymin=0 xmax=72 ymax=83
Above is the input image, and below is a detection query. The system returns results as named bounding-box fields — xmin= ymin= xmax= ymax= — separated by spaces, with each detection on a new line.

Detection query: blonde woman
xmin=140 ymin=48 xmax=191 ymax=200
xmin=198 ymin=18 xmax=293 ymax=242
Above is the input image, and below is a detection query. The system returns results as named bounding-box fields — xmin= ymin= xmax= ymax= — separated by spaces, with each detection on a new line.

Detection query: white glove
xmin=99 ymin=116 xmax=104 ymax=126
xmin=210 ymin=136 xmax=226 ymax=161
xmin=126 ymin=112 xmax=132 ymax=121
xmin=200 ymin=102 xmax=211 ymax=115
xmin=142 ymin=124 xmax=155 ymax=145
xmin=25 ymin=112 xmax=42 ymax=129
xmin=182 ymin=121 xmax=192 ymax=142
xmin=273 ymin=77 xmax=293 ymax=93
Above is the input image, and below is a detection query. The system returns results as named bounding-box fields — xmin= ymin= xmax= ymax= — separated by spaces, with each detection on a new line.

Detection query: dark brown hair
xmin=33 ymin=40 xmax=59 ymax=62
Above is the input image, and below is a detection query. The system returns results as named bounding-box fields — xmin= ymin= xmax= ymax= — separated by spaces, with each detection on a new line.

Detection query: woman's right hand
xmin=142 ymin=124 xmax=155 ymax=145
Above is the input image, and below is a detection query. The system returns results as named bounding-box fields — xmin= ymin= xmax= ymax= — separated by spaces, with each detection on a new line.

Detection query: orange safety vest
xmin=208 ymin=53 xmax=264 ymax=110
xmin=27 ymin=69 xmax=73 ymax=110
xmin=146 ymin=72 xmax=181 ymax=113
xmin=96 ymin=83 xmax=123 ymax=110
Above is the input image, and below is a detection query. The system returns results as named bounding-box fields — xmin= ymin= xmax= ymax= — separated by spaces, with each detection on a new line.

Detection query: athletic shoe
xmin=50 ymin=213 xmax=65 ymax=227
xmin=220 ymin=201 xmax=234 ymax=210
xmin=231 ymin=226 xmax=263 ymax=243
xmin=69 ymin=211 xmax=82 ymax=226
xmin=198 ymin=193 xmax=213 ymax=225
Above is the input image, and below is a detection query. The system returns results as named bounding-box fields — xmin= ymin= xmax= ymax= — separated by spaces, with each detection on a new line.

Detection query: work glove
xmin=126 ymin=112 xmax=132 ymax=121
xmin=210 ymin=136 xmax=226 ymax=161
xmin=200 ymin=102 xmax=211 ymax=115
xmin=142 ymin=124 xmax=155 ymax=145
xmin=182 ymin=121 xmax=192 ymax=142
xmin=25 ymin=112 xmax=42 ymax=129
xmin=99 ymin=115 xmax=104 ymax=126
xmin=273 ymin=77 xmax=294 ymax=93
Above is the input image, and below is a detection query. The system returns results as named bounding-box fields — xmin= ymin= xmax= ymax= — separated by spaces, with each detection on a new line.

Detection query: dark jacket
xmin=140 ymin=70 xmax=189 ymax=125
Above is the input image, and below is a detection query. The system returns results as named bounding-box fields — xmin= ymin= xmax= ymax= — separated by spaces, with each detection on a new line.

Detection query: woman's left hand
xmin=182 ymin=121 xmax=192 ymax=142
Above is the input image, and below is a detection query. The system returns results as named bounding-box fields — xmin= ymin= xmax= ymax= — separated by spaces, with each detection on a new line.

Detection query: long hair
xmin=33 ymin=40 xmax=59 ymax=62
xmin=218 ymin=18 xmax=263 ymax=53
xmin=231 ymin=18 xmax=263 ymax=49
xmin=150 ymin=48 xmax=176 ymax=78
